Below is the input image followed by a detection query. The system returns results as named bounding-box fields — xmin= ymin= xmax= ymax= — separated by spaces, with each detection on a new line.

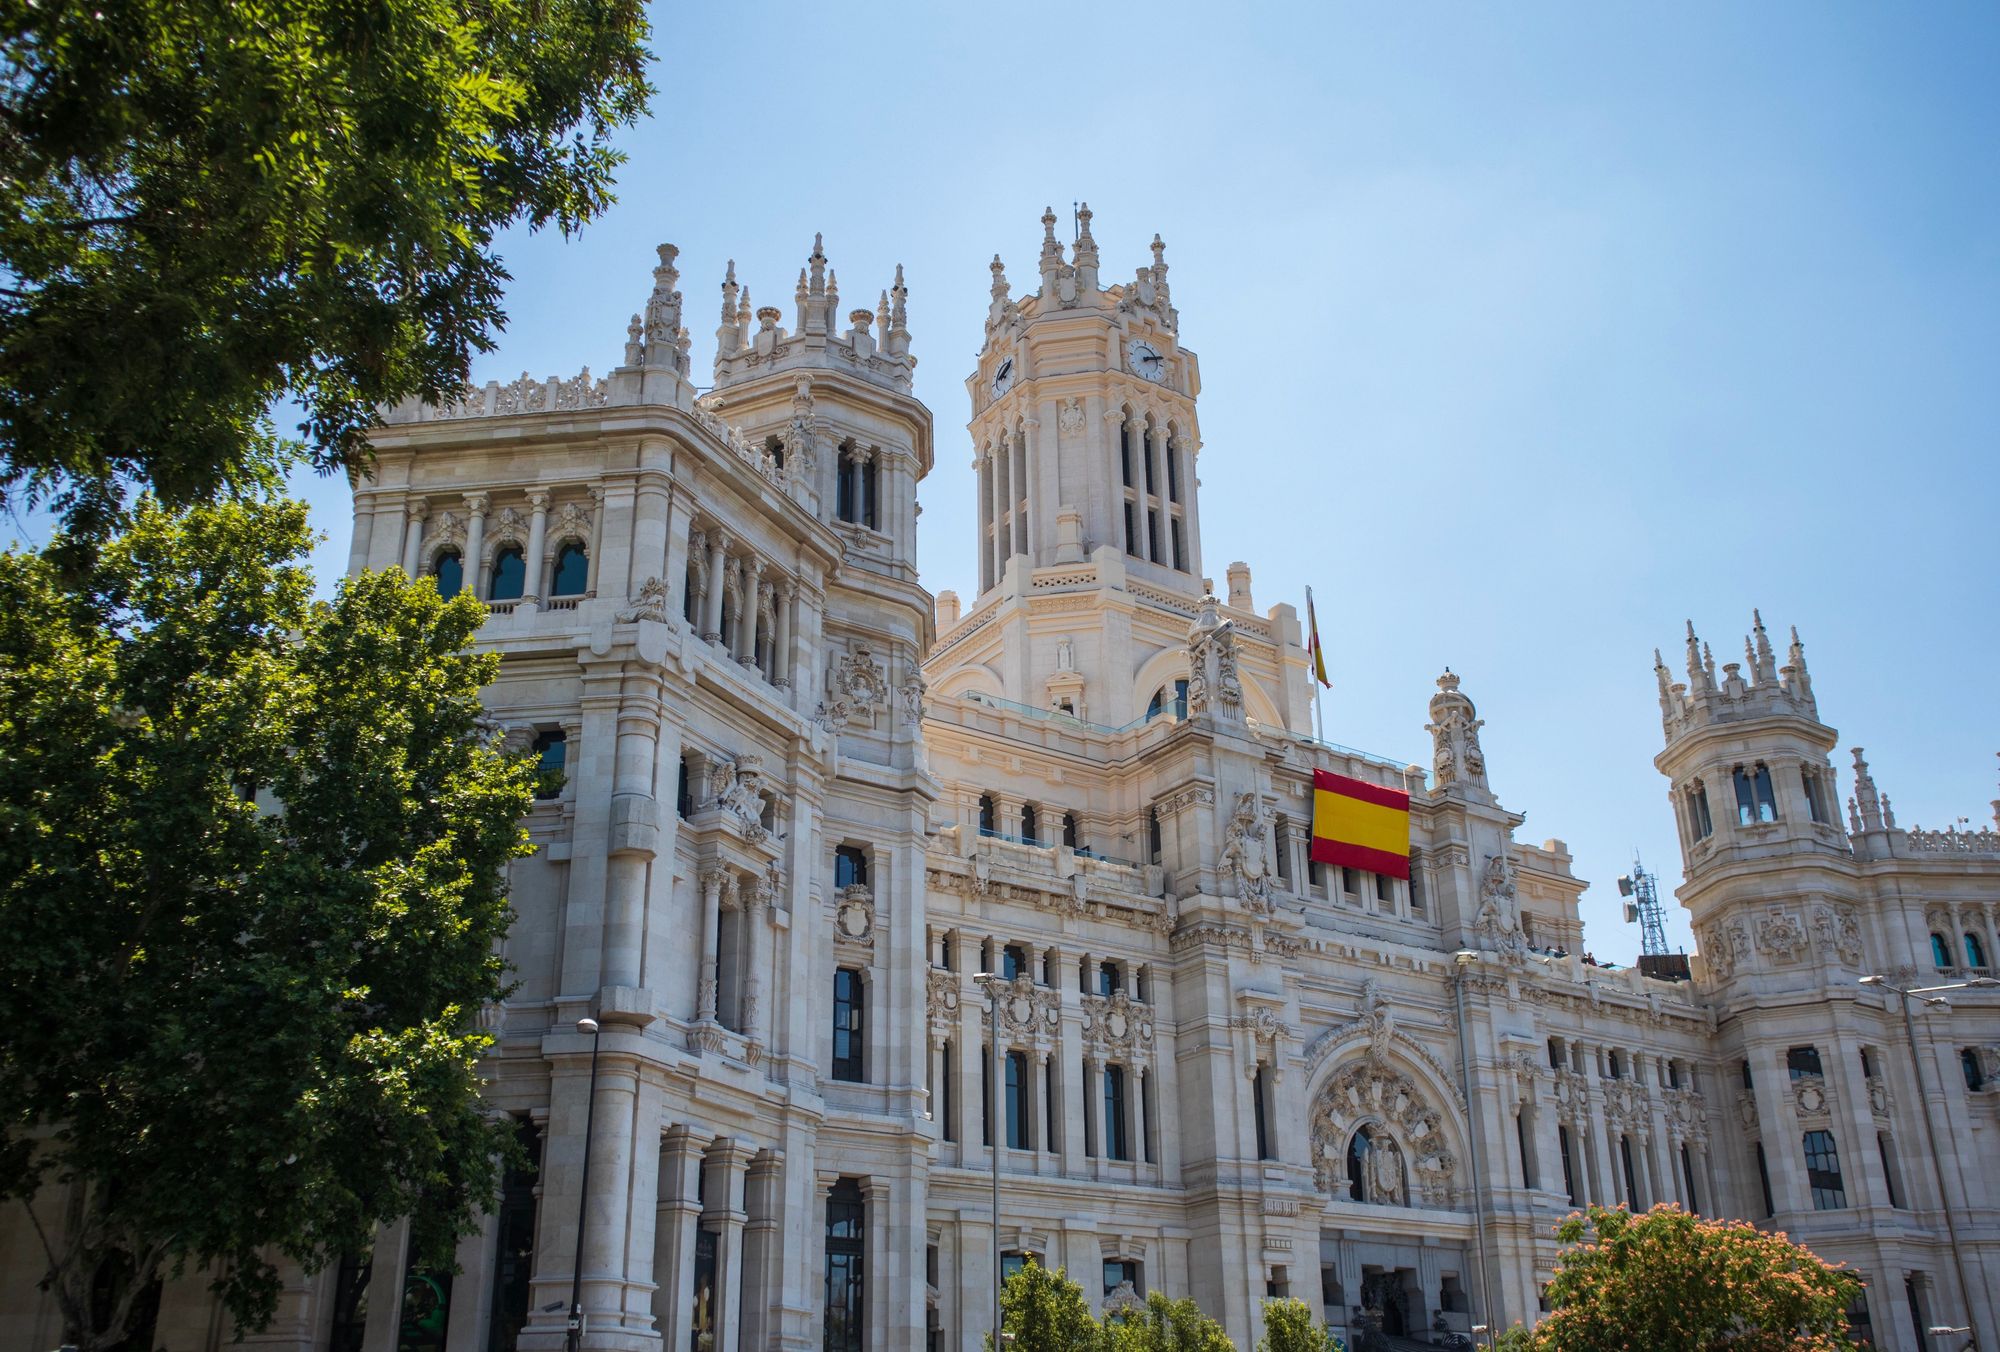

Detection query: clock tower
xmin=929 ymin=206 xmax=1312 ymax=734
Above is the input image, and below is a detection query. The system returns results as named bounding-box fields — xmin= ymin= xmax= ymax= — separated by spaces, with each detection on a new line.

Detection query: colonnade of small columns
xmin=399 ymin=487 xmax=604 ymax=605
xmin=976 ymin=428 xmax=1028 ymax=593
xmin=1531 ymin=1037 xmax=1717 ymax=1221
xmin=1111 ymin=409 xmax=1193 ymax=574
xmin=683 ymin=522 xmax=797 ymax=688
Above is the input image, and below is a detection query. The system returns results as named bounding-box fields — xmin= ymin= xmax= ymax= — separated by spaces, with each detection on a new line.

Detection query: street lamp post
xmin=567 ymin=1016 xmax=603 ymax=1352
xmin=1858 ymin=973 xmax=1997 ymax=1347
xmin=973 ymin=973 xmax=1004 ymax=1351
xmin=1452 ymin=951 xmax=1497 ymax=1350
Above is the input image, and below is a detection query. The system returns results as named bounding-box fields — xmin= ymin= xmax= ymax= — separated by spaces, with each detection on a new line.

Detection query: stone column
xmin=739 ymin=560 xmax=763 ymax=669
xmin=602 ymin=696 xmax=661 ymax=992
xmin=463 ymin=493 xmax=489 ymax=600
xmin=654 ymin=1126 xmax=705 ymax=1352
xmin=442 ymin=1208 xmax=500 ymax=1352
xmin=739 ymin=1151 xmax=782 ymax=1352
xmin=862 ymin=1177 xmax=894 ymax=1346
xmin=705 ymin=1142 xmax=752 ymax=1352
xmin=742 ymin=876 xmax=770 ymax=1051
xmin=1146 ymin=426 xmax=1166 ymax=562
xmin=701 ymin=530 xmax=728 ymax=642
xmin=696 ymin=869 xmax=724 ymax=1023
xmin=1012 ymin=428 xmax=1030 ymax=560
xmin=977 ymin=453 xmax=993 ymax=592
xmin=988 ymin=449 xmax=1007 ymax=586
xmin=524 ymin=490 xmax=551 ymax=604
xmin=585 ymin=486 xmax=606 ymax=597
xmin=773 ymin=581 xmax=795 ymax=689
xmin=401 ymin=500 xmax=428 ymax=578
xmin=358 ymin=1217 xmax=411 ymax=1352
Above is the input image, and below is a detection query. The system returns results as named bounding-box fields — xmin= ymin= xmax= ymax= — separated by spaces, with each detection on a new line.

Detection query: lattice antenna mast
xmin=1618 ymin=854 xmax=1669 ymax=957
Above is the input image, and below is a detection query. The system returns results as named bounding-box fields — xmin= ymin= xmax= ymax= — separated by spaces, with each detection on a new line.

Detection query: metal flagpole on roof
xmin=1307 ymin=585 xmax=1329 ymax=745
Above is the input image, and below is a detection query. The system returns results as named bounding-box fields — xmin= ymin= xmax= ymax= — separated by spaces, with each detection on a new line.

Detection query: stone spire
xmin=1073 ymin=202 xmax=1100 ymax=292
xmin=1684 ymin=620 xmax=1710 ymax=694
xmin=1039 ymin=205 xmax=1064 ymax=293
xmin=886 ymin=264 xmax=910 ymax=357
xmin=1426 ymin=669 xmax=1489 ymax=794
xmin=1782 ymin=624 xmax=1814 ymax=704
xmin=1750 ymin=609 xmax=1777 ymax=683
xmin=642 ymin=244 xmax=690 ymax=373
xmin=1654 ymin=648 xmax=1677 ymax=725
xmin=876 ymin=288 xmax=891 ymax=338
xmin=1850 ymin=747 xmax=1885 ymax=833
xmin=988 ymin=254 xmax=1011 ymax=327
xmin=716 ymin=260 xmax=743 ymax=358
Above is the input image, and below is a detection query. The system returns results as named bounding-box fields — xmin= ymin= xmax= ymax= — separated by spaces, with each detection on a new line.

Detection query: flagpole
xmin=1307 ymin=585 xmax=1327 ymax=745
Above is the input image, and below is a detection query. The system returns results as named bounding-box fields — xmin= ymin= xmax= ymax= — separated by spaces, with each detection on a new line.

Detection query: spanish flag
xmin=1310 ymin=770 xmax=1411 ymax=879
xmin=1305 ymin=586 xmax=1331 ymax=689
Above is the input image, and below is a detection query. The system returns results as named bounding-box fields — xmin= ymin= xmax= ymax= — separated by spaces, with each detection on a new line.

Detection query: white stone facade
xmin=1 ymin=221 xmax=1995 ymax=1352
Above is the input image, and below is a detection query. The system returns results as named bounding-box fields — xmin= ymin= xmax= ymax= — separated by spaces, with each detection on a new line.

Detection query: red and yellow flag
xmin=1305 ymin=586 xmax=1331 ymax=689
xmin=1310 ymin=770 xmax=1411 ymax=879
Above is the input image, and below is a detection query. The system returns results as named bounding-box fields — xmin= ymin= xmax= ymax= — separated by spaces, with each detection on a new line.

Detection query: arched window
xmin=489 ymin=546 xmax=526 ymax=601
xmin=977 ymin=794 xmax=996 ymax=835
xmin=1145 ymin=679 xmax=1189 ymax=721
xmin=1931 ymin=933 xmax=1952 ymax=969
xmin=1967 ymin=933 xmax=1989 ymax=969
xmin=1346 ymin=1127 xmax=1372 ymax=1201
xmin=549 ymin=542 xmax=588 ymax=597
xmin=1020 ymin=803 xmax=1039 ymax=845
xmin=1685 ymin=779 xmax=1714 ymax=840
xmin=432 ymin=549 xmax=464 ymax=600
xmin=1733 ymin=763 xmax=1778 ymax=825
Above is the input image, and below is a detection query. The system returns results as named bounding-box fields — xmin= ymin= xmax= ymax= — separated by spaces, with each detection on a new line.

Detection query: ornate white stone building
xmin=2 ymin=216 xmax=1995 ymax=1352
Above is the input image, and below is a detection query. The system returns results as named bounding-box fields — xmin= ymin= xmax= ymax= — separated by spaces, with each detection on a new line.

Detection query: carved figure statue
xmin=1368 ymin=1135 xmax=1407 ymax=1206
xmin=1219 ymin=791 xmax=1273 ymax=912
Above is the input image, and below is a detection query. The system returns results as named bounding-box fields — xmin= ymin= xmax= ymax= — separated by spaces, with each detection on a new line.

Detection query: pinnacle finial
xmin=1151 ymin=233 xmax=1167 ymax=268
xmin=1077 ymin=201 xmax=1095 ymax=241
xmin=1042 ymin=206 xmax=1058 ymax=240
xmin=889 ymin=264 xmax=908 ymax=332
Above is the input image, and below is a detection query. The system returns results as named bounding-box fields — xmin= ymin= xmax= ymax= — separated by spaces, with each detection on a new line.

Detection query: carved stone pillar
xmin=773 ymin=581 xmax=795 ymax=689
xmin=401 ymin=500 xmax=428 ymax=578
xmin=462 ymin=493 xmax=489 ymax=600
xmin=585 ymin=485 xmax=605 ymax=598
xmin=705 ymin=1141 xmax=752 ymax=1352
xmin=742 ymin=875 xmax=770 ymax=1052
xmin=696 ymin=869 xmax=723 ymax=1024
xmin=702 ymin=530 xmax=728 ymax=641
xmin=739 ymin=559 xmax=764 ymax=668
xmin=654 ymin=1126 xmax=704 ymax=1352
xmin=523 ymin=490 xmax=550 ymax=604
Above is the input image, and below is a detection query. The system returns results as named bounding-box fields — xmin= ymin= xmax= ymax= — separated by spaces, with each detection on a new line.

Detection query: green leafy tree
xmin=1516 ymin=1204 xmax=1864 ymax=1351
xmin=1101 ymin=1290 xmax=1236 ymax=1352
xmin=0 ymin=497 xmax=537 ymax=1351
xmin=1259 ymin=1297 xmax=1341 ymax=1352
xmin=0 ymin=0 xmax=651 ymax=532
xmin=987 ymin=1259 xmax=1102 ymax=1352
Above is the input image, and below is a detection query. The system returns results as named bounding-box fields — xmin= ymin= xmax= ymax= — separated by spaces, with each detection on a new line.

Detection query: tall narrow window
xmin=1619 ymin=1135 xmax=1639 ymax=1208
xmin=1274 ymin=817 xmax=1293 ymax=885
xmin=432 ymin=549 xmax=465 ymax=600
xmin=1020 ymin=803 xmax=1039 ymax=844
xmin=1962 ymin=1048 xmax=1987 ymax=1092
xmin=1557 ymin=1125 xmax=1578 ymax=1207
xmin=1253 ymin=1065 xmax=1272 ymax=1161
xmin=1120 ymin=423 xmax=1134 ymax=488
xmin=550 ymin=542 xmax=589 ymax=597
xmin=1097 ymin=960 xmax=1121 ymax=997
xmin=489 ymin=546 xmax=526 ymax=601
xmin=1878 ymin=1132 xmax=1903 ymax=1208
xmin=941 ymin=1041 xmax=956 ymax=1143
xmin=1104 ymin=1065 xmax=1130 ymax=1160
xmin=1142 ymin=431 xmax=1157 ymax=493
xmin=831 ymin=969 xmax=865 ymax=1083
xmin=1005 ymin=1050 xmax=1029 ymax=1149
xmin=676 ymin=756 xmax=694 ymax=819
xmin=1801 ymin=765 xmax=1832 ymax=824
xmin=1002 ymin=945 xmax=1026 ymax=982
xmin=1166 ymin=440 xmax=1181 ymax=502
xmin=823 ymin=1180 xmax=865 ymax=1352
xmin=1123 ymin=502 xmax=1138 ymax=557
xmin=1686 ymin=780 xmax=1714 ymax=840
xmin=1346 ymin=1127 xmax=1372 ymax=1202
xmin=1733 ymin=764 xmax=1778 ymax=825
xmin=1755 ymin=1142 xmax=1775 ymax=1217
xmin=1753 ymin=763 xmax=1777 ymax=821
xmin=860 ymin=455 xmax=878 ymax=530
xmin=1171 ymin=519 xmax=1186 ymax=572
xmin=978 ymin=794 xmax=996 ymax=835
xmin=1680 ymin=1143 xmax=1699 ymax=1214
xmin=531 ymin=731 xmax=567 ymax=801
xmin=1803 ymin=1130 xmax=1846 ymax=1210
xmin=1062 ymin=813 xmax=1079 ymax=849
xmin=684 ymin=554 xmax=700 ymax=624
xmin=1931 ymin=932 xmax=1952 ymax=969
xmin=1147 ymin=508 xmax=1162 ymax=561
xmin=836 ymin=443 xmax=856 ymax=523
xmin=486 ymin=1119 xmax=542 ymax=1352
xmin=1148 ymin=808 xmax=1163 ymax=864
xmin=1516 ymin=1112 xmax=1535 ymax=1188
xmin=1045 ymin=1057 xmax=1059 ymax=1152
xmin=1967 ymin=933 xmax=1989 ymax=969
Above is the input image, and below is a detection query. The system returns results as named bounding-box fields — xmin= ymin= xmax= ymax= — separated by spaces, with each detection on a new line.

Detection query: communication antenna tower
xmin=1618 ymin=854 xmax=1668 ymax=957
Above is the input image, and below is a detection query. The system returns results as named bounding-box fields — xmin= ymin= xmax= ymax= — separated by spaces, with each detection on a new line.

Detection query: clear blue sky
xmin=282 ymin=1 xmax=1998 ymax=960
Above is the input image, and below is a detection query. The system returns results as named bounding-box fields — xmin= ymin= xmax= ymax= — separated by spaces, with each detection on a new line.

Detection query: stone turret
xmin=712 ymin=236 xmax=916 ymax=394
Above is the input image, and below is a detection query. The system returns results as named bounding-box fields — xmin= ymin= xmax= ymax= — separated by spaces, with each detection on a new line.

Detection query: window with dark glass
xmin=1607 ymin=1050 xmax=1624 ymax=1081
xmin=1120 ymin=423 xmax=1134 ymax=488
xmin=1801 ymin=765 xmax=1832 ymax=824
xmin=1755 ymin=1142 xmax=1775 ymax=1217
xmin=835 ymin=845 xmax=869 ymax=890
xmin=486 ymin=1119 xmax=541 ymax=1352
xmin=684 ymin=554 xmax=700 ymax=624
xmin=1253 ymin=1065 xmax=1272 ymax=1160
xmin=1062 ymin=813 xmax=1079 ymax=849
xmin=1123 ymin=502 xmax=1138 ymax=556
xmin=1171 ymin=519 xmax=1186 ymax=572
xmin=432 ymin=549 xmax=465 ymax=600
xmin=1803 ymin=1130 xmax=1846 ymax=1210
xmin=831 ymin=969 xmax=865 ymax=1083
xmin=1103 ymin=1064 xmax=1130 ymax=1160
xmin=1967 ymin=932 xmax=1990 ymax=968
xmin=676 ymin=756 xmax=694 ymax=819
xmin=1147 ymin=508 xmax=1161 ymax=561
xmin=1619 ymin=1135 xmax=1639 ymax=1208
xmin=489 ymin=546 xmax=526 ymax=601
xmin=1045 ymin=1057 xmax=1059 ymax=1152
xmin=531 ymin=730 xmax=567 ymax=801
xmin=1346 ymin=1126 xmax=1372 ymax=1201
xmin=1733 ymin=764 xmax=1778 ymax=825
xmin=1686 ymin=780 xmax=1714 ymax=840
xmin=1787 ymin=1046 xmax=1823 ymax=1080
xmin=1002 ymin=944 xmax=1027 ymax=982
xmin=1548 ymin=1039 xmax=1565 ymax=1070
xmin=1103 ymin=1259 xmax=1139 ymax=1297
xmin=1166 ymin=441 xmax=1181 ymax=502
xmin=823 ymin=1179 xmax=865 ymax=1352
xmin=1148 ymin=807 xmax=1163 ymax=863
xmin=1680 ymin=1143 xmax=1699 ymax=1214
xmin=1878 ymin=1132 xmax=1902 ymax=1208
xmin=1097 ymin=960 xmax=1121 ymax=997
xmin=1142 ymin=431 xmax=1158 ymax=494
xmin=691 ymin=1228 xmax=718 ymax=1352
xmin=549 ymin=542 xmax=589 ymax=596
xmin=1845 ymin=1291 xmax=1873 ymax=1345
xmin=1932 ymin=932 xmax=1952 ymax=969
xmin=1516 ymin=1111 xmax=1534 ymax=1186
xmin=398 ymin=1244 xmax=454 ymax=1351
xmin=328 ymin=1249 xmax=372 ymax=1352
xmin=1020 ymin=803 xmax=1039 ymax=844
xmin=1005 ymin=1050 xmax=1029 ymax=1149
xmin=1557 ymin=1125 xmax=1578 ymax=1207
xmin=1001 ymin=1252 xmax=1031 ymax=1283
xmin=1962 ymin=1048 xmax=1987 ymax=1092
xmin=940 ymin=1041 xmax=955 ymax=1142
xmin=1741 ymin=1059 xmax=1754 ymax=1089
xmin=978 ymin=794 xmax=996 ymax=835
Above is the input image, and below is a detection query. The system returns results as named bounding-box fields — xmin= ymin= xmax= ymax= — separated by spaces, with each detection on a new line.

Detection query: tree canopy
xmin=1499 ymin=1204 xmax=1865 ymax=1352
xmin=0 ymin=497 xmax=537 ymax=1350
xmin=1258 ymin=1298 xmax=1343 ymax=1352
xmin=0 ymin=0 xmax=651 ymax=532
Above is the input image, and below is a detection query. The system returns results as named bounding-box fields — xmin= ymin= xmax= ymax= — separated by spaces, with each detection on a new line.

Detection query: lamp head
xmin=1453 ymin=950 xmax=1478 ymax=967
xmin=1857 ymin=974 xmax=1885 ymax=986
xmin=577 ymin=1017 xmax=600 ymax=1035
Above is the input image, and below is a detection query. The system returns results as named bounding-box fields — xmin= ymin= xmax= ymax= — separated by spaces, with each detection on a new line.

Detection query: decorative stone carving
xmin=1220 ymin=791 xmax=1275 ymax=914
xmin=1793 ymin=1075 xmax=1829 ymax=1119
xmin=898 ymin=670 xmax=927 ymax=726
xmin=707 ymin=755 xmax=770 ymax=841
xmin=816 ymin=642 xmax=891 ymax=729
xmin=1868 ymin=1077 xmax=1893 ymax=1116
xmin=1233 ymin=1005 xmax=1291 ymax=1050
xmin=617 ymin=575 xmax=673 ymax=624
xmin=1426 ymin=670 xmax=1487 ymax=790
xmin=925 ymin=969 xmax=961 ymax=1030
xmin=1058 ymin=397 xmax=1085 ymax=434
xmin=1309 ymin=1059 xmax=1459 ymax=1208
xmin=834 ymin=883 xmax=875 ymax=951
xmin=1103 ymin=1282 xmax=1143 ymax=1317
xmin=1756 ymin=910 xmax=1808 ymax=964
xmin=996 ymin=975 xmax=1061 ymax=1043
xmin=1810 ymin=905 xmax=1865 ymax=967
xmin=1081 ymin=989 xmax=1154 ymax=1055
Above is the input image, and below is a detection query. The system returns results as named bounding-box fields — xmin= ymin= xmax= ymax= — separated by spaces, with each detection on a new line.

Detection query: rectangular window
xmin=1516 ymin=1112 xmax=1536 ymax=1188
xmin=1166 ymin=443 xmax=1181 ymax=502
xmin=823 ymin=1180 xmax=866 ymax=1352
xmin=1878 ymin=1132 xmax=1902 ymax=1208
xmin=1002 ymin=1252 xmax=1030 ymax=1283
xmin=834 ymin=845 xmax=868 ymax=890
xmin=1104 ymin=1065 xmax=1130 ymax=1161
xmin=941 ymin=1040 xmax=956 ymax=1143
xmin=1103 ymin=1259 xmax=1140 ymax=1298
xmin=1619 ymin=1134 xmax=1639 ymax=1208
xmin=1786 ymin=1046 xmax=1823 ymax=1080
xmin=1045 ymin=1056 xmax=1059 ymax=1153
xmin=1680 ymin=1143 xmax=1699 ymax=1215
xmin=1756 ymin=1142 xmax=1775 ymax=1217
xmin=486 ymin=1120 xmax=542 ymax=1352
xmin=1002 ymin=944 xmax=1027 ymax=981
xmin=1253 ymin=1065 xmax=1272 ymax=1161
xmin=1170 ymin=518 xmax=1186 ymax=571
xmin=836 ymin=446 xmax=856 ymax=523
xmin=1120 ymin=425 xmax=1134 ymax=488
xmin=1802 ymin=766 xmax=1832 ymax=824
xmin=1803 ymin=1130 xmax=1846 ymax=1210
xmin=1142 ymin=433 xmax=1157 ymax=493
xmin=1376 ymin=873 xmax=1397 ymax=910
xmin=691 ymin=1229 xmax=718 ymax=1352
xmin=1147 ymin=509 xmax=1161 ymax=561
xmin=1961 ymin=1048 xmax=1987 ymax=1092
xmin=1003 ymin=1050 xmax=1030 ymax=1149
xmin=1098 ymin=961 xmax=1121 ymax=997
xmin=1274 ymin=820 xmax=1292 ymax=884
xmin=1558 ymin=1124 xmax=1578 ymax=1206
xmin=1123 ymin=501 xmax=1138 ymax=557
xmin=831 ymin=969 xmax=865 ymax=1083
xmin=1688 ymin=782 xmax=1714 ymax=840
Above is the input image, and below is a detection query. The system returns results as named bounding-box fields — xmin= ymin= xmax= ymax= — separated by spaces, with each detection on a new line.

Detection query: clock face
xmin=990 ymin=357 xmax=1014 ymax=397
xmin=1127 ymin=339 xmax=1165 ymax=381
